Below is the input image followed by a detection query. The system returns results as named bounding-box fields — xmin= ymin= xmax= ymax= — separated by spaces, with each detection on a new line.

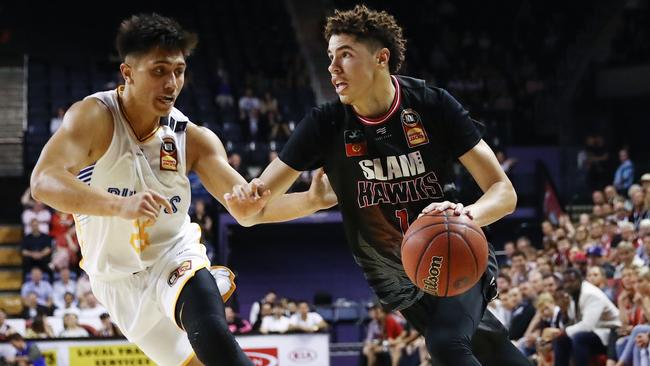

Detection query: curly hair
xmin=116 ymin=13 xmax=198 ymax=59
xmin=324 ymin=5 xmax=406 ymax=73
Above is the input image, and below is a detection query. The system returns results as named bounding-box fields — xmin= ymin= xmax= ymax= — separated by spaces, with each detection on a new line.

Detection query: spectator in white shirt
xmin=49 ymin=107 xmax=65 ymax=135
xmin=289 ymin=301 xmax=328 ymax=333
xmin=53 ymin=292 xmax=80 ymax=318
xmin=260 ymin=303 xmax=290 ymax=334
xmin=249 ymin=291 xmax=277 ymax=325
xmin=59 ymin=309 xmax=89 ymax=338
xmin=79 ymin=292 xmax=107 ymax=320
xmin=615 ymin=241 xmax=646 ymax=279
xmin=75 ymin=272 xmax=92 ymax=306
xmin=21 ymin=201 xmax=51 ymax=235
xmin=0 ymin=309 xmax=15 ymax=341
xmin=543 ymin=268 xmax=621 ymax=366
xmin=238 ymin=88 xmax=261 ymax=119
xmin=52 ymin=268 xmax=77 ymax=310
xmin=20 ymin=268 xmax=53 ymax=309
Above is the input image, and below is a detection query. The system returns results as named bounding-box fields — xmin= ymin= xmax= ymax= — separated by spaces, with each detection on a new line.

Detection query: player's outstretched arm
xmin=30 ymin=100 xmax=172 ymax=222
xmin=224 ymin=159 xmax=338 ymax=227
xmin=186 ymin=124 xmax=263 ymax=221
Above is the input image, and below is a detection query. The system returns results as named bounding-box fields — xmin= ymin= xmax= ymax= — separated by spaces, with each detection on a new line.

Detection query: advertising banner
xmin=25 ymin=333 xmax=329 ymax=366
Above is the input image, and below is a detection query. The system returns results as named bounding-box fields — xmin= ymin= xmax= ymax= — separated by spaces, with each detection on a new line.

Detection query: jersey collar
xmin=355 ymin=75 xmax=401 ymax=126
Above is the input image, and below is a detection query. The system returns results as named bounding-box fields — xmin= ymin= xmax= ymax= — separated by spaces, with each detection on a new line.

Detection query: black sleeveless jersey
xmin=279 ymin=75 xmax=483 ymax=310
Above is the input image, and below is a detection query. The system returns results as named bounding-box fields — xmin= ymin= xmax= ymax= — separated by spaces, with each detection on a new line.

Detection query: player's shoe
xmin=210 ymin=266 xmax=236 ymax=302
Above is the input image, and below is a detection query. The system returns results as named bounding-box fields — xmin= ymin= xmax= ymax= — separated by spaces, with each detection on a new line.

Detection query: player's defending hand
xmin=116 ymin=189 xmax=173 ymax=223
xmin=224 ymin=178 xmax=271 ymax=219
xmin=308 ymin=169 xmax=338 ymax=209
xmin=419 ymin=201 xmax=473 ymax=219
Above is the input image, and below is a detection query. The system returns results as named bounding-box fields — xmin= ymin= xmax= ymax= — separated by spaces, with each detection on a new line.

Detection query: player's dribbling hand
xmin=419 ymin=201 xmax=473 ymax=219
xmin=308 ymin=169 xmax=338 ymax=209
xmin=116 ymin=189 xmax=173 ymax=223
xmin=224 ymin=178 xmax=271 ymax=219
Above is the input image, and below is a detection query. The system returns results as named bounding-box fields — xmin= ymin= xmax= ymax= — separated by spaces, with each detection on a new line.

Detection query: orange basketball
xmin=401 ymin=210 xmax=488 ymax=297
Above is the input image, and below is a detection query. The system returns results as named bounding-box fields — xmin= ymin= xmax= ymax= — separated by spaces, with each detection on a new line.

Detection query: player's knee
xmin=426 ymin=334 xmax=473 ymax=364
xmin=183 ymin=314 xmax=231 ymax=343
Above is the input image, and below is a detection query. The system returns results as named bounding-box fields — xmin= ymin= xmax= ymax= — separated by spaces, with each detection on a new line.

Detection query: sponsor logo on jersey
xmin=400 ymin=109 xmax=429 ymax=148
xmin=160 ymin=137 xmax=178 ymax=171
xmin=422 ymin=256 xmax=443 ymax=295
xmin=167 ymin=260 xmax=192 ymax=286
xmin=344 ymin=129 xmax=368 ymax=157
xmin=374 ymin=126 xmax=392 ymax=141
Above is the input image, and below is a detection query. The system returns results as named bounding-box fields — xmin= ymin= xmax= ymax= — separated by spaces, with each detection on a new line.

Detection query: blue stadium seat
xmin=222 ymin=122 xmax=243 ymax=142
xmin=315 ymin=306 xmax=335 ymax=322
xmin=334 ymin=304 xmax=359 ymax=322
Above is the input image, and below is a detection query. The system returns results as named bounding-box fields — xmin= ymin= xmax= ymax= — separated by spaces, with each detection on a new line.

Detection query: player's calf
xmin=175 ymin=268 xmax=252 ymax=366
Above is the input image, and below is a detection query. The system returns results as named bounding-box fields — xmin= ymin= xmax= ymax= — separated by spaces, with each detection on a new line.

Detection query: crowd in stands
xmin=351 ymin=161 xmax=650 ymax=365
xmin=485 ymin=168 xmax=650 ymax=366
xmin=238 ymin=291 xmax=328 ymax=335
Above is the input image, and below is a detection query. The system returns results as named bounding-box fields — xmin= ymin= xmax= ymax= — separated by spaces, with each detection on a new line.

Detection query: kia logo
xmin=289 ymin=348 xmax=317 ymax=362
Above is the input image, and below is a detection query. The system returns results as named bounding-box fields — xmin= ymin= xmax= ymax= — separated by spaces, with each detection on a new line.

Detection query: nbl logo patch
xmin=160 ymin=136 xmax=178 ymax=171
xmin=344 ymin=129 xmax=368 ymax=157
xmin=167 ymin=260 xmax=192 ymax=286
xmin=401 ymin=109 xmax=429 ymax=148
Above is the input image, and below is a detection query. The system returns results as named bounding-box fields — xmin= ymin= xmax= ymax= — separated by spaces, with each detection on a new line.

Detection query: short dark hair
xmin=563 ymin=267 xmax=583 ymax=281
xmin=7 ymin=333 xmax=23 ymax=342
xmin=512 ymin=250 xmax=527 ymax=259
xmin=324 ymin=5 xmax=406 ymax=73
xmin=497 ymin=273 xmax=511 ymax=283
xmin=116 ymin=13 xmax=198 ymax=59
xmin=543 ymin=273 xmax=561 ymax=284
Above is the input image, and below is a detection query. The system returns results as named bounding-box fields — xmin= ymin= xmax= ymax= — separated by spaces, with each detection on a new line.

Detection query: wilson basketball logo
xmin=422 ymin=256 xmax=443 ymax=295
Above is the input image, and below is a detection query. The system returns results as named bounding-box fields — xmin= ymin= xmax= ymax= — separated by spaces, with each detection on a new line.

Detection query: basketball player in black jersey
xmin=226 ymin=5 xmax=530 ymax=365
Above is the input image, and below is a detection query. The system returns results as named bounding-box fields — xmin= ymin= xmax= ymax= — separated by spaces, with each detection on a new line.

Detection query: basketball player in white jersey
xmin=30 ymin=14 xmax=333 ymax=366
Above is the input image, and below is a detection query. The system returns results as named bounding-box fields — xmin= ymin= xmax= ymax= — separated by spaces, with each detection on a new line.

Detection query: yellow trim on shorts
xmin=171 ymin=261 xmax=209 ymax=330
xmin=179 ymin=350 xmax=196 ymax=366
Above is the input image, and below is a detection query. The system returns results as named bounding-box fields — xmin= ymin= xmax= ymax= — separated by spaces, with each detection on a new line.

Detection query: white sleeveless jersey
xmin=74 ymin=88 xmax=200 ymax=279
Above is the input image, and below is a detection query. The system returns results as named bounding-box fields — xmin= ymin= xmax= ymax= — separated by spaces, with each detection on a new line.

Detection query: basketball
xmin=401 ymin=211 xmax=488 ymax=297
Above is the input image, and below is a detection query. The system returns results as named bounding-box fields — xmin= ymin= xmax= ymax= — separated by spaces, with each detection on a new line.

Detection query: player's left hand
xmin=419 ymin=201 xmax=473 ymax=219
xmin=307 ymin=168 xmax=338 ymax=209
xmin=224 ymin=178 xmax=271 ymax=220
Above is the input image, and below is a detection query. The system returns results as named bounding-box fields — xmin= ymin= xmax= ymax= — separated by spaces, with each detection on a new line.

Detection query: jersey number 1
xmin=395 ymin=209 xmax=409 ymax=235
